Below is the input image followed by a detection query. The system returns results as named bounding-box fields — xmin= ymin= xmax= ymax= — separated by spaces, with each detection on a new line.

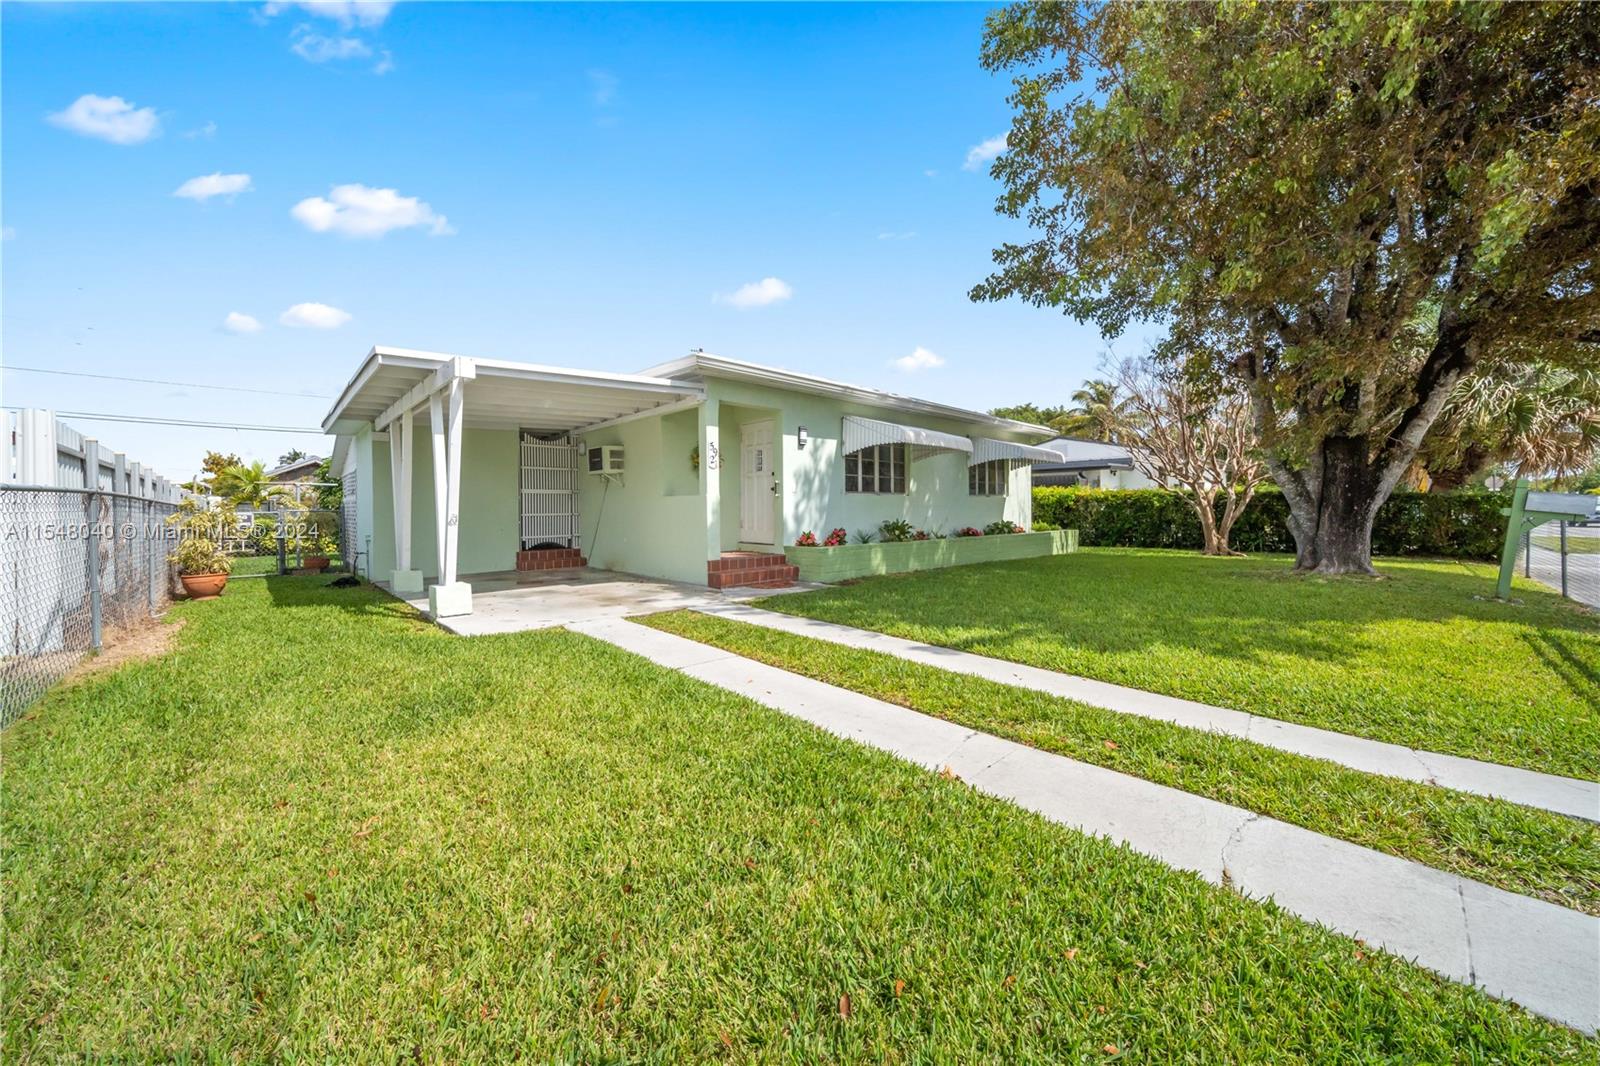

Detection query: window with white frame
xmin=969 ymin=459 xmax=1011 ymax=496
xmin=844 ymin=444 xmax=907 ymax=494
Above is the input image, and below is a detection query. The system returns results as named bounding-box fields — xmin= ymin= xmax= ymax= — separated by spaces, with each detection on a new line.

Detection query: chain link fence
xmin=230 ymin=504 xmax=345 ymax=577
xmin=2 ymin=486 xmax=178 ymax=725
xmin=1516 ymin=519 xmax=1599 ymax=609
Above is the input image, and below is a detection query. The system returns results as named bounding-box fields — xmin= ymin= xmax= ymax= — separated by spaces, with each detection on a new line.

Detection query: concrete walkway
xmin=692 ymin=604 xmax=1600 ymax=823
xmin=388 ymin=568 xmax=818 ymax=637
xmin=571 ymin=617 xmax=1600 ymax=1032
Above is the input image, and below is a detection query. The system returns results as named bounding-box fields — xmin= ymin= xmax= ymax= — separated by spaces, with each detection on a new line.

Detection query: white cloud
xmin=923 ymin=168 xmax=938 ymax=178
xmin=291 ymin=183 xmax=454 ymax=238
xmin=279 ymin=302 xmax=351 ymax=329
xmin=962 ymin=132 xmax=1008 ymax=171
xmin=588 ymin=69 xmax=619 ymax=106
xmin=891 ymin=346 xmax=945 ymax=373
xmin=182 ymin=120 xmax=218 ymax=140
xmin=291 ymin=29 xmax=372 ymax=62
xmin=714 ymin=277 xmax=793 ymax=309
xmin=263 ymin=1 xmax=394 ymax=28
xmin=877 ymin=231 xmax=917 ymax=241
xmin=373 ymin=49 xmax=395 ymax=75
xmin=47 ymin=94 xmax=161 ymax=145
xmin=174 ymin=172 xmax=254 ymax=202
xmin=223 ymin=312 xmax=264 ymax=334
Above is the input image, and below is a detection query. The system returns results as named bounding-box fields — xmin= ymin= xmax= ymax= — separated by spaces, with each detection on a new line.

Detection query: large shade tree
xmin=972 ymin=1 xmax=1600 ymax=573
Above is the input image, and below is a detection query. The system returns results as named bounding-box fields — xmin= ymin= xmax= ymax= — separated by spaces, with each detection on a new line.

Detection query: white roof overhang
xmin=842 ymin=415 xmax=973 ymax=461
xmin=321 ymin=346 xmax=704 ymax=436
xmin=642 ymin=352 xmax=1056 ymax=441
xmin=970 ymin=438 xmax=1067 ymax=466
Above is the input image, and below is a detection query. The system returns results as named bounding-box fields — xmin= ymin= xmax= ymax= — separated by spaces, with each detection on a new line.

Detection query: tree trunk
xmin=1284 ymin=435 xmax=1383 ymax=575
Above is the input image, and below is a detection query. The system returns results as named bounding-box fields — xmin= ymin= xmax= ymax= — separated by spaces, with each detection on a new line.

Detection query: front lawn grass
xmin=640 ymin=609 xmax=1599 ymax=914
xmin=757 ymin=549 xmax=1600 ymax=779
xmin=4 ymin=578 xmax=1594 ymax=1061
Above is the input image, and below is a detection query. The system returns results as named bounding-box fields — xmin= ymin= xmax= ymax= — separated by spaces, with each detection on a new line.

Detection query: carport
xmin=322 ymin=347 xmax=703 ymax=617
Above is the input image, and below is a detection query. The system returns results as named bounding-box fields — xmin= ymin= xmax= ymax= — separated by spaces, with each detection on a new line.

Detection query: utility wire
xmin=0 ymin=406 xmax=326 ymax=434
xmin=1 ymin=364 xmax=333 ymax=399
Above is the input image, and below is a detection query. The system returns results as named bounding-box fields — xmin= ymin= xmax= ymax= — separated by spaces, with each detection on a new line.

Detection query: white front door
xmin=739 ymin=420 xmax=776 ymax=544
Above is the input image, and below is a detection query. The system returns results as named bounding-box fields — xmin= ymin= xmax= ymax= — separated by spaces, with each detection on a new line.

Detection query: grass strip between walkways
xmin=639 ymin=609 xmax=1600 ymax=915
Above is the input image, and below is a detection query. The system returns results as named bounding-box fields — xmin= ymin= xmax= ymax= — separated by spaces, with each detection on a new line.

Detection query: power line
xmin=1 ymin=406 xmax=326 ymax=434
xmin=1 ymin=364 xmax=333 ymax=399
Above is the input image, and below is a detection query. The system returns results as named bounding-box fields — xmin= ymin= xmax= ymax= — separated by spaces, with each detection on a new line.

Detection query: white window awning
xmin=970 ymin=438 xmax=1067 ymax=466
xmin=842 ymin=415 xmax=973 ymax=461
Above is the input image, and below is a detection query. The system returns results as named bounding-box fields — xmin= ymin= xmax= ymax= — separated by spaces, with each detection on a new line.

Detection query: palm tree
xmin=214 ymin=461 xmax=292 ymax=510
xmin=1055 ymin=379 xmax=1134 ymax=441
xmin=1417 ymin=363 xmax=1600 ymax=490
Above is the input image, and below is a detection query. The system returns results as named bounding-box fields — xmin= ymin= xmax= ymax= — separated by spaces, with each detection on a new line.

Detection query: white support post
xmin=389 ymin=411 xmax=422 ymax=592
xmin=427 ymin=380 xmax=472 ymax=617
xmin=700 ymin=398 xmax=722 ymax=571
xmin=443 ymin=377 xmax=464 ymax=584
xmin=430 ymin=391 xmax=447 ymax=576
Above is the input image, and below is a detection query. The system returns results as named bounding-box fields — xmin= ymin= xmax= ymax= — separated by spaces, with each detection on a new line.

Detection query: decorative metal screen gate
xmin=519 ymin=434 xmax=580 ymax=549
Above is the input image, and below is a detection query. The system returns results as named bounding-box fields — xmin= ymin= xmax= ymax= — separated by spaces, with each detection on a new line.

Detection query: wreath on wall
xmin=690 ymin=446 xmax=700 ymax=472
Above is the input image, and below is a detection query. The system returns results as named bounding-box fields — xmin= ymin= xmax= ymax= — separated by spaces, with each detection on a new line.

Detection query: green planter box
xmin=785 ymin=529 xmax=1078 ymax=583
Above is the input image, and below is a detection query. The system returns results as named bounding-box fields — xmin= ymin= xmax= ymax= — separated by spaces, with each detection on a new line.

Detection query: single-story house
xmin=323 ymin=347 xmax=1068 ymax=616
xmin=266 ymin=455 xmax=324 ymax=484
xmin=1030 ymin=437 xmax=1158 ymax=489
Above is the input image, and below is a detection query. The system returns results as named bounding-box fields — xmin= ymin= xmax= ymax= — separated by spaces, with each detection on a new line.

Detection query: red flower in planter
xmin=954 ymin=526 xmax=984 ymax=538
xmin=795 ymin=531 xmax=819 ymax=546
xmin=823 ymin=528 xmax=847 ymax=547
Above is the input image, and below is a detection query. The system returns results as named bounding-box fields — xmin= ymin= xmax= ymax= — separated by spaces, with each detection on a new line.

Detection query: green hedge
xmin=1033 ymin=487 xmax=1509 ymax=560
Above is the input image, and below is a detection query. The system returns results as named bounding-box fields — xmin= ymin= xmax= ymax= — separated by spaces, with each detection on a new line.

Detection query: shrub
xmin=954 ymin=526 xmax=984 ymax=538
xmin=171 ymin=536 xmax=233 ymax=576
xmin=823 ymin=528 xmax=847 ymax=547
xmin=878 ymin=519 xmax=916 ymax=543
xmin=983 ymin=520 xmax=1025 ymax=536
xmin=851 ymin=529 xmax=875 ymax=544
xmin=795 ymin=531 xmax=819 ymax=547
xmin=1032 ymin=487 xmax=1509 ymax=560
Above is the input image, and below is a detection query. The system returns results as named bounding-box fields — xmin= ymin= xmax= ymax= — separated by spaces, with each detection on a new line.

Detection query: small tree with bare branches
xmin=1113 ymin=357 xmax=1267 ymax=556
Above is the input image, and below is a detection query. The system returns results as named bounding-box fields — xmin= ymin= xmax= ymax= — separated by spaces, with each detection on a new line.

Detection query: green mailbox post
xmin=1495 ymin=479 xmax=1600 ymax=599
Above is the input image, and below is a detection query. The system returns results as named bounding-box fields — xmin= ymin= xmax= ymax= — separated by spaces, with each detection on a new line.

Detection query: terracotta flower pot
xmin=179 ymin=572 xmax=228 ymax=600
xmin=303 ymin=555 xmax=330 ymax=572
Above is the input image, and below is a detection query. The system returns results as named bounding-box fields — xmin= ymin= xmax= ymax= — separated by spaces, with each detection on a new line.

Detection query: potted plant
xmin=168 ymin=497 xmax=239 ymax=599
xmin=172 ymin=537 xmax=233 ymax=599
xmin=302 ymin=532 xmax=336 ymax=572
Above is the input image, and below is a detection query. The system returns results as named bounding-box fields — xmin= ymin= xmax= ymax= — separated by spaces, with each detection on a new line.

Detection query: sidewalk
xmin=570 ymin=616 xmax=1599 ymax=1033
xmin=693 ymin=604 xmax=1599 ymax=822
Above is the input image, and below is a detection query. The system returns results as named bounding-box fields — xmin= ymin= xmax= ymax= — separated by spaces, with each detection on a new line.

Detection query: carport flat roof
xmin=322 ymin=346 xmax=705 ymax=436
xmin=324 ymin=346 xmax=1057 ymax=441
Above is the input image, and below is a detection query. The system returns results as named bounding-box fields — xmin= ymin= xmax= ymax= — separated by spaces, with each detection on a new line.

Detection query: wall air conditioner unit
xmin=587 ymin=445 xmax=624 ymax=475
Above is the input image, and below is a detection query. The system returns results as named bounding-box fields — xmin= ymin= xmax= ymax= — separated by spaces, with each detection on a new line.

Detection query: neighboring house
xmin=323 ymin=347 xmax=1064 ymax=615
xmin=1031 ymin=437 xmax=1159 ymax=489
xmin=266 ymin=455 xmax=323 ymax=484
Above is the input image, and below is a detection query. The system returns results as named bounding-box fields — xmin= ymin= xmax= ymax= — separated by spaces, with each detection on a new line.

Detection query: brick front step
xmin=708 ymin=552 xmax=789 ymax=574
xmin=516 ymin=547 xmax=586 ymax=571
xmin=708 ymin=552 xmax=799 ymax=589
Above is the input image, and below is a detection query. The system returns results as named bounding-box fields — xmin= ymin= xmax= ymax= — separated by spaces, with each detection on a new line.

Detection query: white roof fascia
xmin=641 ymin=351 xmax=1055 ymax=440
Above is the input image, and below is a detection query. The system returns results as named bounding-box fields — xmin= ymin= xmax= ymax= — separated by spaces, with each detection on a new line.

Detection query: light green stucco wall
xmin=784 ymin=529 xmax=1077 ymax=582
xmin=574 ymin=411 xmax=713 ymax=585
xmin=351 ymin=378 xmax=1045 ymax=588
xmin=704 ymin=378 xmax=1034 ymax=548
xmin=364 ymin=425 xmax=521 ymax=580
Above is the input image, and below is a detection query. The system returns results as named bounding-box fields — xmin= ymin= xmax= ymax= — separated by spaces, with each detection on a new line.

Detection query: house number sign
xmin=706 ymin=442 xmax=720 ymax=470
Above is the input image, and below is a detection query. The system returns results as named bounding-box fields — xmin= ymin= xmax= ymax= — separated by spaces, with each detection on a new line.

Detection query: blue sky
xmin=2 ymin=1 xmax=1142 ymax=479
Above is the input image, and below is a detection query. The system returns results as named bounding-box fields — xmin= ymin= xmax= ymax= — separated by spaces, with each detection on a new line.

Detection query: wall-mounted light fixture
xmin=797 ymin=425 xmax=809 ymax=450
